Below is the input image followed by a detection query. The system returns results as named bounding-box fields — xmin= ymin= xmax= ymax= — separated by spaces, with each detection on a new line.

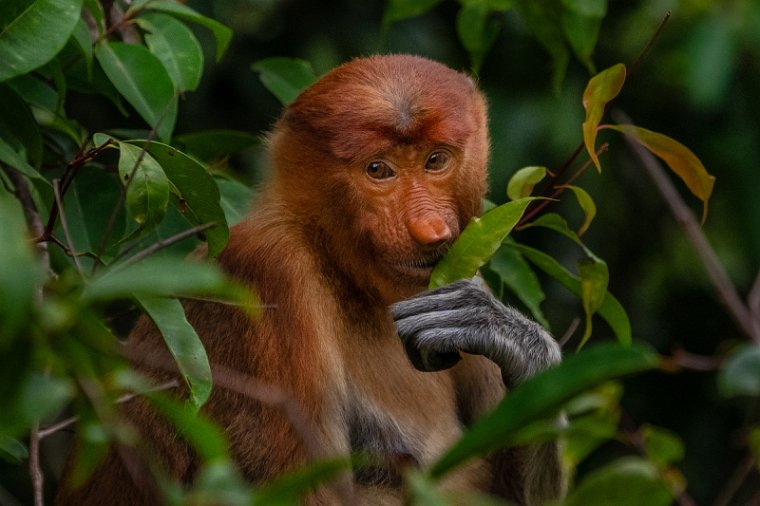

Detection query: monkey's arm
xmin=391 ymin=279 xmax=561 ymax=387
xmin=391 ymin=279 xmax=566 ymax=505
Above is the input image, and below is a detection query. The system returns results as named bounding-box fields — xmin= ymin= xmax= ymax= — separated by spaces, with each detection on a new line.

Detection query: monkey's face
xmin=270 ymin=55 xmax=490 ymax=303
xmin=344 ymin=143 xmax=475 ymax=302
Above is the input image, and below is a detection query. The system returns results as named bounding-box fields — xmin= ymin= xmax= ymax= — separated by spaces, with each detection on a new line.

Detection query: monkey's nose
xmin=407 ymin=216 xmax=452 ymax=247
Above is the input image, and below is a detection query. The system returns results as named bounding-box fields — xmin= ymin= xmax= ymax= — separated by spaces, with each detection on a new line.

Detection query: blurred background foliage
xmin=1 ymin=0 xmax=759 ymax=504
xmin=169 ymin=0 xmax=759 ymax=502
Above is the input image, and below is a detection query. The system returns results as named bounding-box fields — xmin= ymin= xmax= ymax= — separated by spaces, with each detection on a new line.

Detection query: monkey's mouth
xmin=393 ymin=251 xmax=447 ymax=280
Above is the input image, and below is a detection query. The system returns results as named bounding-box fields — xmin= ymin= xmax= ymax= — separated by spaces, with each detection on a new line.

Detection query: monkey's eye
xmin=367 ymin=161 xmax=395 ymax=180
xmin=425 ymin=151 xmax=451 ymax=172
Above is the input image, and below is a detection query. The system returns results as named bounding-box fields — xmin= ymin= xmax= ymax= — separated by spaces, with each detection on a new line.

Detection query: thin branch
xmin=113 ymin=222 xmax=216 ymax=271
xmin=37 ymin=380 xmax=181 ymax=440
xmin=615 ymin=111 xmax=759 ymax=344
xmin=29 ymin=422 xmax=43 ymax=506
xmin=518 ymin=144 xmax=608 ymax=227
xmin=628 ymin=11 xmax=672 ymax=79
xmin=92 ymin=133 xmax=159 ymax=274
xmin=558 ymin=317 xmax=581 ymax=349
xmin=1 ymin=166 xmax=49 ymax=266
xmin=2 ymin=166 xmax=50 ymax=506
xmin=53 ymin=179 xmax=83 ymax=274
xmin=712 ymin=453 xmax=757 ymax=506
xmin=748 ymin=271 xmax=760 ymax=337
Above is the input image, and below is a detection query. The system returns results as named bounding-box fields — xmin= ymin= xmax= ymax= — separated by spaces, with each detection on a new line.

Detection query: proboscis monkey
xmin=57 ymin=54 xmax=565 ymax=505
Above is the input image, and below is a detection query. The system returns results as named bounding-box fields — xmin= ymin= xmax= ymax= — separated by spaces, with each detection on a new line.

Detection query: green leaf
xmin=174 ymin=130 xmax=259 ymax=163
xmin=604 ymin=124 xmax=715 ymax=223
xmin=0 ymin=0 xmax=84 ymax=82
xmin=406 ymin=470 xmax=455 ymax=506
xmin=561 ymin=0 xmax=606 ymax=73
xmin=749 ymin=426 xmax=760 ymax=469
xmin=506 ymin=165 xmax=547 ymax=200
xmin=0 ymin=188 xmax=43 ymax=346
xmin=456 ymin=0 xmax=502 ymax=73
xmin=577 ymin=257 xmax=609 ymax=349
xmin=641 ymin=424 xmax=685 ymax=468
xmin=142 ymin=1 xmax=232 ymax=62
xmin=511 ymin=243 xmax=631 ymax=346
xmin=383 ymin=0 xmax=444 ymax=26
xmin=216 ymin=177 xmax=253 ymax=227
xmin=0 ymin=137 xmax=45 ymax=182
xmin=70 ymin=17 xmax=93 ymax=76
xmin=563 ymin=457 xmax=673 ymax=506
xmin=563 ymin=185 xmax=596 ymax=235
xmin=430 ymin=197 xmax=535 ymax=288
xmin=15 ymin=373 xmax=74 ymax=425
xmin=718 ymin=345 xmax=760 ymax=397
xmin=562 ymin=384 xmax=621 ymax=467
xmin=430 ymin=342 xmax=658 ymax=477
xmin=95 ymin=41 xmax=178 ymax=142
xmin=137 ymin=13 xmax=204 ymax=92
xmin=131 ymin=141 xmax=230 ymax=258
xmin=117 ymin=141 xmax=170 ymax=230
xmin=252 ymin=57 xmax=317 ymax=106
xmin=515 ymin=0 xmax=570 ymax=91
xmin=138 ymin=295 xmax=212 ymax=409
xmin=523 ymin=212 xmax=597 ymax=259
xmin=252 ymin=458 xmax=353 ymax=505
xmin=82 ymin=257 xmax=229 ymax=302
xmin=486 ymin=243 xmax=548 ymax=328
xmin=186 ymin=460 xmax=251 ymax=506
xmin=82 ymin=0 xmax=105 ymax=35
xmin=0 ymin=436 xmax=28 ymax=464
xmin=146 ymin=391 xmax=231 ymax=462
xmin=0 ymin=83 xmax=43 ymax=166
xmin=582 ymin=63 xmax=626 ymax=171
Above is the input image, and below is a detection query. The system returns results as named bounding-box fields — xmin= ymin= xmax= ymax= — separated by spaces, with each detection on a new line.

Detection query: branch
xmin=37 ymin=380 xmax=181 ymax=439
xmin=113 ymin=222 xmax=216 ymax=271
xmin=615 ymin=111 xmax=759 ymax=344
xmin=53 ymin=179 xmax=83 ymax=274
xmin=1 ymin=166 xmax=51 ymax=506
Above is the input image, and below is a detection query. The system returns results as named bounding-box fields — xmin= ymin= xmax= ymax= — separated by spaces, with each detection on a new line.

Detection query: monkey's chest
xmin=342 ymin=340 xmax=466 ymax=487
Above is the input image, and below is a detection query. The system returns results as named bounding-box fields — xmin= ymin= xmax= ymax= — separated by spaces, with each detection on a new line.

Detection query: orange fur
xmin=57 ymin=55 xmax=548 ymax=505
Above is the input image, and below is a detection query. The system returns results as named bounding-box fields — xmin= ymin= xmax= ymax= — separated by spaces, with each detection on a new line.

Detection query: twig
xmin=518 ymin=144 xmax=608 ymax=227
xmin=37 ymin=380 xmax=181 ymax=440
xmin=748 ymin=271 xmax=760 ymax=337
xmin=614 ymin=111 xmax=760 ymax=344
xmin=112 ymin=222 xmax=216 ymax=271
xmin=628 ymin=12 xmax=672 ymax=79
xmin=1 ymin=166 xmax=49 ymax=265
xmin=53 ymin=179 xmax=83 ymax=274
xmin=121 ymin=347 xmax=323 ymax=461
xmin=558 ymin=318 xmax=581 ymax=349
xmin=712 ymin=453 xmax=757 ymax=506
xmin=1 ymin=166 xmax=51 ymax=506
xmin=29 ymin=423 xmax=43 ymax=506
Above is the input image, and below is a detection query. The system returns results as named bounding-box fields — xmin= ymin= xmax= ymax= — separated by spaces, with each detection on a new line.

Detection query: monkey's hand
xmin=391 ymin=279 xmax=561 ymax=388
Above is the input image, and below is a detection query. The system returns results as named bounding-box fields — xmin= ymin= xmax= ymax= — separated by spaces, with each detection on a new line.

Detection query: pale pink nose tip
xmin=407 ymin=217 xmax=452 ymax=247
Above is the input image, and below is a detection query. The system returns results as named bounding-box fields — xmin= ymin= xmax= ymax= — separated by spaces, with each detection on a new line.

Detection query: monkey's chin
xmin=391 ymin=260 xmax=438 ymax=288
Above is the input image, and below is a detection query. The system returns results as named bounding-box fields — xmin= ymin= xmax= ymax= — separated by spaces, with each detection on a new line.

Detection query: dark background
xmin=176 ymin=1 xmax=760 ymax=502
xmin=17 ymin=0 xmax=757 ymax=504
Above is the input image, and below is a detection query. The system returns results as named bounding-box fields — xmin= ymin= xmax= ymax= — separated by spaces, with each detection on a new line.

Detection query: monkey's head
xmin=269 ymin=54 xmax=489 ymax=304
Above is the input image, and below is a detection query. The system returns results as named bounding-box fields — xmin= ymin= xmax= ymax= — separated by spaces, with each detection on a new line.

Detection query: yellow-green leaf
xmin=506 ymin=166 xmax=547 ymax=200
xmin=578 ymin=257 xmax=609 ymax=349
xmin=430 ymin=198 xmax=535 ymax=288
xmin=563 ymin=184 xmax=597 ymax=235
xmin=605 ymin=124 xmax=715 ymax=223
xmin=582 ymin=63 xmax=626 ymax=172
